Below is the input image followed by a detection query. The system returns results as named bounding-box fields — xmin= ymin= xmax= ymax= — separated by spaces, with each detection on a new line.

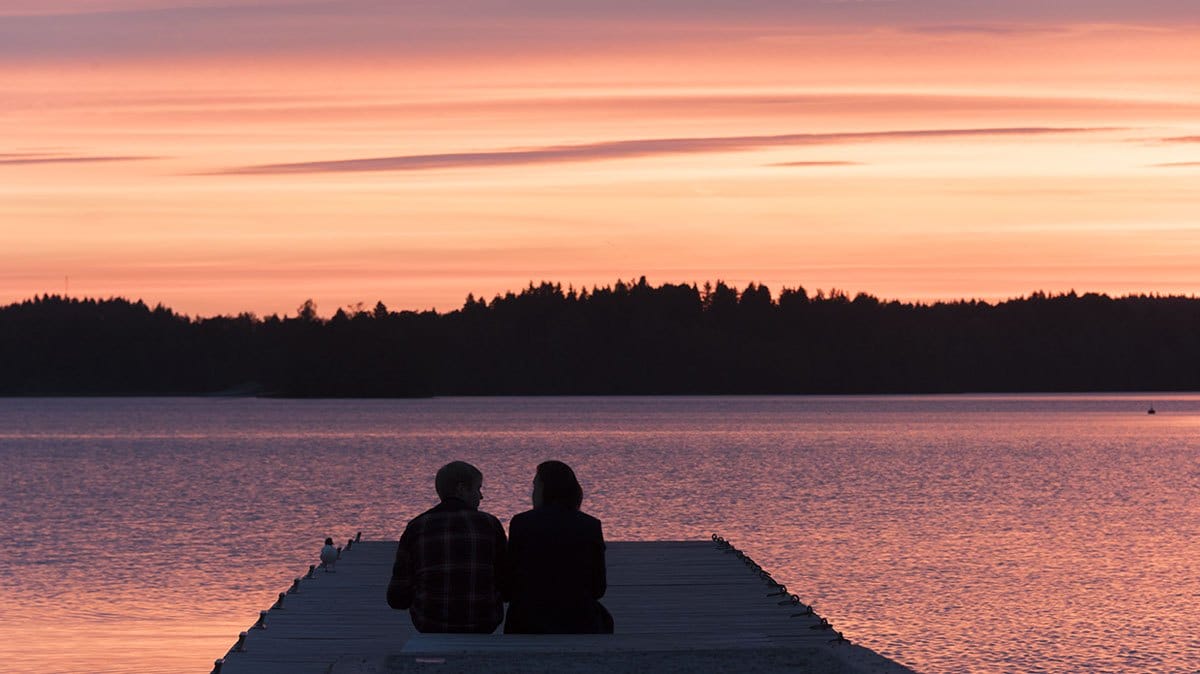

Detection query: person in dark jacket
xmin=504 ymin=460 xmax=612 ymax=634
xmin=386 ymin=461 xmax=508 ymax=633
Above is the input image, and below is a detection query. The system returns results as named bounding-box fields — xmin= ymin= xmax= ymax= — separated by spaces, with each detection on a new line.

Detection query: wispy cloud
xmin=0 ymin=152 xmax=161 ymax=166
xmin=1161 ymin=136 xmax=1200 ymax=143
xmin=905 ymin=24 xmax=1065 ymax=36
xmin=220 ymin=127 xmax=1116 ymax=175
xmin=769 ymin=161 xmax=863 ymax=167
xmin=69 ymin=91 xmax=1198 ymax=131
xmin=1149 ymin=161 xmax=1200 ymax=167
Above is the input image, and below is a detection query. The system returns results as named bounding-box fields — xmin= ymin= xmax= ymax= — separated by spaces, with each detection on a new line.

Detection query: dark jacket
xmin=387 ymin=498 xmax=508 ymax=633
xmin=504 ymin=505 xmax=609 ymax=633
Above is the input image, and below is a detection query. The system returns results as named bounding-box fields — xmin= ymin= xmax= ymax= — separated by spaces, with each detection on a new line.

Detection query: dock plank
xmin=214 ymin=539 xmax=912 ymax=674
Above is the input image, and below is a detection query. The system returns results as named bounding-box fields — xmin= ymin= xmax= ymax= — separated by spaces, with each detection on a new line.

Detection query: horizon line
xmin=9 ymin=282 xmax=1199 ymax=320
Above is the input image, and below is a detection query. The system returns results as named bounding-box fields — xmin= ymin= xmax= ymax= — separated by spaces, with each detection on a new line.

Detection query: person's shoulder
xmin=402 ymin=502 xmax=449 ymax=530
xmin=576 ymin=510 xmax=602 ymax=529
xmin=579 ymin=511 xmax=601 ymax=524
xmin=475 ymin=508 xmax=505 ymax=527
xmin=543 ymin=507 xmax=601 ymax=531
xmin=411 ymin=502 xmax=446 ymax=522
xmin=508 ymin=508 xmax=535 ymax=528
xmin=568 ymin=510 xmax=603 ymax=539
xmin=397 ymin=504 xmax=435 ymax=545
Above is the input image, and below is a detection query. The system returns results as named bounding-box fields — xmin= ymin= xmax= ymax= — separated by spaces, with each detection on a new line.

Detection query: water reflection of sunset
xmin=3 ymin=1 xmax=1199 ymax=316
xmin=3 ymin=395 xmax=1199 ymax=673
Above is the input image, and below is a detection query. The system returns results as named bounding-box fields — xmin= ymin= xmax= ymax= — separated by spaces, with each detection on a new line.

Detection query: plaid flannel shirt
xmin=386 ymin=498 xmax=508 ymax=633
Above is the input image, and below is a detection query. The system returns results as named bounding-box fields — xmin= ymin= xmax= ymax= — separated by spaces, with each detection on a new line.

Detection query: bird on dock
xmin=320 ymin=537 xmax=338 ymax=572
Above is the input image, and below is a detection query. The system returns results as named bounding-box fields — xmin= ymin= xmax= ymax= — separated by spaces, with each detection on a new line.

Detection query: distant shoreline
xmin=0 ymin=388 xmax=1185 ymax=398
xmin=5 ymin=284 xmax=1200 ymax=396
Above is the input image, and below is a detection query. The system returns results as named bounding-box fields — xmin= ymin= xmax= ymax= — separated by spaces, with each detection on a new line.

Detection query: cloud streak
xmin=0 ymin=152 xmax=161 ymax=166
xmin=769 ymin=161 xmax=863 ymax=167
xmin=1149 ymin=161 xmax=1200 ymax=167
xmin=220 ymin=127 xmax=1117 ymax=175
xmin=905 ymin=24 xmax=1066 ymax=36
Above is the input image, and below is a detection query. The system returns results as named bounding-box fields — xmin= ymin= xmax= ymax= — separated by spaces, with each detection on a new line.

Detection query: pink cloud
xmin=0 ymin=152 xmax=161 ymax=165
xmin=218 ymin=127 xmax=1117 ymax=175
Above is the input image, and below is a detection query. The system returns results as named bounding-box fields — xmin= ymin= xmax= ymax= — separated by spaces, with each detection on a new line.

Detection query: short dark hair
xmin=435 ymin=461 xmax=483 ymax=501
xmin=537 ymin=460 xmax=583 ymax=510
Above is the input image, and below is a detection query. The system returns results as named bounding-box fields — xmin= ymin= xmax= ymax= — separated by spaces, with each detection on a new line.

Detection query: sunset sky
xmin=3 ymin=0 xmax=1198 ymax=317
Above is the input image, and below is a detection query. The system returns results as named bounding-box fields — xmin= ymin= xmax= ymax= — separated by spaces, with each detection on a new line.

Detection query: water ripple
xmin=2 ymin=395 xmax=1199 ymax=673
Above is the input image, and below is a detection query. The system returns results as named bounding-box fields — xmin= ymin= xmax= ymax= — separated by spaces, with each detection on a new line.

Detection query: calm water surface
xmin=1 ymin=395 xmax=1198 ymax=673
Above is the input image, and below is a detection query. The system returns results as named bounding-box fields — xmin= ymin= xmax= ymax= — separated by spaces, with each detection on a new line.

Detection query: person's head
xmin=532 ymin=460 xmax=583 ymax=510
xmin=324 ymin=537 xmax=333 ymax=546
xmin=435 ymin=461 xmax=484 ymax=508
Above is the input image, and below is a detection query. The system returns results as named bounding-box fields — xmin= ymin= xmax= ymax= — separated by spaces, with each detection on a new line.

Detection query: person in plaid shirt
xmin=386 ymin=461 xmax=509 ymax=633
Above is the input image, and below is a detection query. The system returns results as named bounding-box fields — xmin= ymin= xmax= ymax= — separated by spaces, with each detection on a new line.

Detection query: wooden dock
xmin=214 ymin=536 xmax=913 ymax=673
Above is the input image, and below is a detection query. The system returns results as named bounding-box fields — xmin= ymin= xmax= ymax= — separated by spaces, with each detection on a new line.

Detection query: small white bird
xmin=320 ymin=537 xmax=338 ymax=572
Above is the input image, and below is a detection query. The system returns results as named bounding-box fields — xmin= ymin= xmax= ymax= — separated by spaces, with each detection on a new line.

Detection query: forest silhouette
xmin=2 ymin=278 xmax=1197 ymax=396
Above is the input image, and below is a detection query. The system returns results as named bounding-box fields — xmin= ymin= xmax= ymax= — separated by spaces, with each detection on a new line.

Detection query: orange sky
xmin=2 ymin=1 xmax=1199 ymax=316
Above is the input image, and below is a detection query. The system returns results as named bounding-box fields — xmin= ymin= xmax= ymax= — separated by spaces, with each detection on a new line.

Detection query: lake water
xmin=1 ymin=395 xmax=1198 ymax=673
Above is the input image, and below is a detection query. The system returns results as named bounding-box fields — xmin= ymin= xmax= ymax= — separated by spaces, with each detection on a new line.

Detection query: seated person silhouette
xmin=504 ymin=460 xmax=613 ymax=634
xmin=386 ymin=461 xmax=508 ymax=633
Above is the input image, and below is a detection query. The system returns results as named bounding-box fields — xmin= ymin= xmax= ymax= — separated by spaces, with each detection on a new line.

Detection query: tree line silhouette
xmin=2 ymin=278 xmax=1197 ymax=396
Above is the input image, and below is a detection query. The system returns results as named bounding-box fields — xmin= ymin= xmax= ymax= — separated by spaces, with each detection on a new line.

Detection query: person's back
xmin=505 ymin=461 xmax=610 ymax=634
xmin=506 ymin=505 xmax=606 ymax=633
xmin=387 ymin=461 xmax=507 ymax=633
